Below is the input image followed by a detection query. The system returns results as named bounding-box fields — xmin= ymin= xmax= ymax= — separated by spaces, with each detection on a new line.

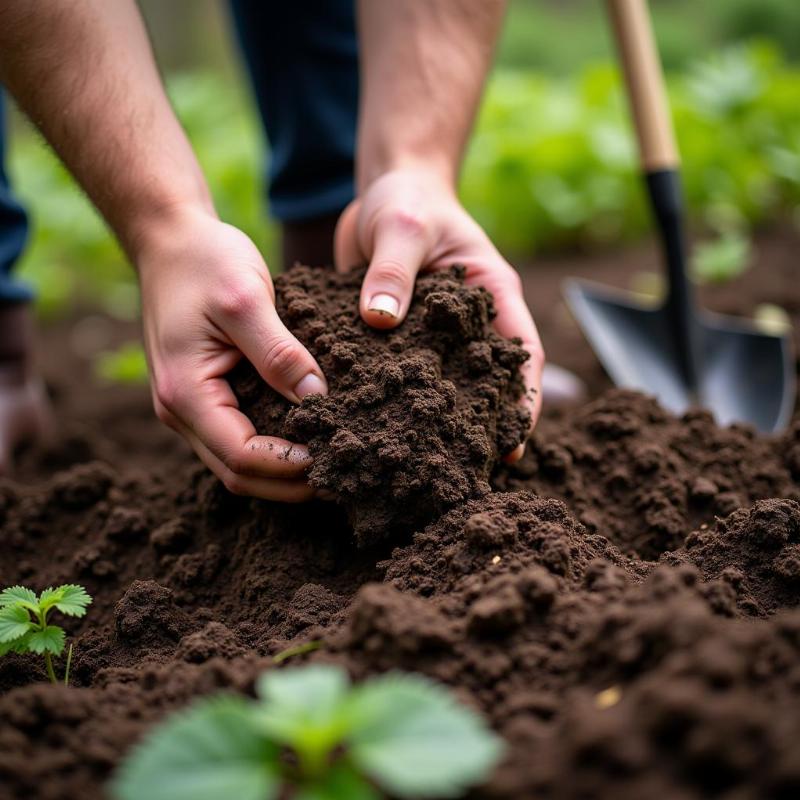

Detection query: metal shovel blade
xmin=564 ymin=278 xmax=795 ymax=433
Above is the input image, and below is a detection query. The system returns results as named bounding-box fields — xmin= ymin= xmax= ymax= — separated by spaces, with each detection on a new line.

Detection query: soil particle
xmin=231 ymin=265 xmax=530 ymax=545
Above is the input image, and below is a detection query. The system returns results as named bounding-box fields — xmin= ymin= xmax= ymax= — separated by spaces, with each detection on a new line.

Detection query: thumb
xmin=358 ymin=210 xmax=431 ymax=330
xmin=219 ymin=280 xmax=328 ymax=404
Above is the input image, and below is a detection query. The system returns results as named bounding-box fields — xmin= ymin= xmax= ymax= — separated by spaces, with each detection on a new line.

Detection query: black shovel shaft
xmin=644 ymin=169 xmax=701 ymax=392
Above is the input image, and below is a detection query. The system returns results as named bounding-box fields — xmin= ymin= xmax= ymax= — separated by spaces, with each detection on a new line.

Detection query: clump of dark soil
xmin=494 ymin=390 xmax=797 ymax=559
xmin=3 ymin=232 xmax=800 ymax=800
xmin=231 ymin=265 xmax=530 ymax=545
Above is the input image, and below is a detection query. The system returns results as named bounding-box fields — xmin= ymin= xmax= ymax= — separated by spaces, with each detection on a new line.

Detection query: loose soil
xmin=2 ymin=227 xmax=800 ymax=800
xmin=231 ymin=265 xmax=530 ymax=545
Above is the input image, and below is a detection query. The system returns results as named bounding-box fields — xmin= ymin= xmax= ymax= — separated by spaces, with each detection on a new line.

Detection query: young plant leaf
xmin=255 ymin=664 xmax=350 ymax=747
xmin=112 ymin=696 xmax=281 ymax=800
xmin=37 ymin=587 xmax=63 ymax=608
xmin=293 ymin=763 xmax=381 ymax=800
xmin=0 ymin=632 xmax=33 ymax=655
xmin=0 ymin=586 xmax=38 ymax=608
xmin=27 ymin=626 xmax=66 ymax=655
xmin=53 ymin=585 xmax=93 ymax=617
xmin=0 ymin=583 xmax=92 ymax=685
xmin=0 ymin=605 xmax=33 ymax=642
xmin=346 ymin=672 xmax=505 ymax=799
xmin=115 ymin=665 xmax=504 ymax=800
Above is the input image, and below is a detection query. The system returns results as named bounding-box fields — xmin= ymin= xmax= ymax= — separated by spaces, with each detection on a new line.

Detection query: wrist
xmin=125 ymin=199 xmax=218 ymax=267
xmin=357 ymin=148 xmax=458 ymax=195
xmin=356 ymin=163 xmax=460 ymax=204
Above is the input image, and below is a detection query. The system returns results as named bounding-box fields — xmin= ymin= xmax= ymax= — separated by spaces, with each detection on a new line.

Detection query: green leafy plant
xmin=0 ymin=584 xmax=92 ymax=685
xmin=112 ymin=664 xmax=504 ymax=800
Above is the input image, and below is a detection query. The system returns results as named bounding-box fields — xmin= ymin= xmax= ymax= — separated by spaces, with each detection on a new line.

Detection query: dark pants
xmin=0 ymin=93 xmax=33 ymax=304
xmin=0 ymin=0 xmax=359 ymax=301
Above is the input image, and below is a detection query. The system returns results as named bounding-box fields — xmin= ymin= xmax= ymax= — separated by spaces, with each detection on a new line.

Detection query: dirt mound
xmin=232 ymin=265 xmax=530 ymax=545
xmin=494 ymin=390 xmax=796 ymax=558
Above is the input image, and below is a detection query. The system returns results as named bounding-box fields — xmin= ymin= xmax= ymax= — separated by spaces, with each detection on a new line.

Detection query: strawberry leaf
xmin=38 ymin=586 xmax=64 ymax=611
xmin=346 ymin=672 xmax=505 ymax=799
xmin=53 ymin=585 xmax=93 ymax=617
xmin=0 ymin=586 xmax=37 ymax=609
xmin=0 ymin=631 xmax=33 ymax=656
xmin=111 ymin=695 xmax=281 ymax=800
xmin=293 ymin=764 xmax=381 ymax=800
xmin=255 ymin=665 xmax=350 ymax=749
xmin=27 ymin=626 xmax=66 ymax=655
xmin=0 ymin=605 xmax=33 ymax=643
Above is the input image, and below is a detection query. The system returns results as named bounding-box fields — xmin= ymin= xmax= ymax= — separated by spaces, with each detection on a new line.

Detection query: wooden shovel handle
xmin=606 ymin=0 xmax=679 ymax=171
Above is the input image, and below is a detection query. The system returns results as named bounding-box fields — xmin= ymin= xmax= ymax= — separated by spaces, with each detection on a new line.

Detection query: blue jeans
xmin=0 ymin=92 xmax=33 ymax=305
xmin=228 ymin=0 xmax=358 ymax=222
xmin=0 ymin=0 xmax=359 ymax=302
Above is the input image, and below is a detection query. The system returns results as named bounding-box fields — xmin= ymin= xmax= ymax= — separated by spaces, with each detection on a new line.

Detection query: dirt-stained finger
xmin=171 ymin=374 xmax=314 ymax=481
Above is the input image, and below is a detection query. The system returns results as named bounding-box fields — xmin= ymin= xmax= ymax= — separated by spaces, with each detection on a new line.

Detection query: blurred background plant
xmin=7 ymin=0 xmax=800 ymax=328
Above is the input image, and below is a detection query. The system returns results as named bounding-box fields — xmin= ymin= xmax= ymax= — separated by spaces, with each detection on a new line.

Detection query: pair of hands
xmin=138 ymin=171 xmax=544 ymax=502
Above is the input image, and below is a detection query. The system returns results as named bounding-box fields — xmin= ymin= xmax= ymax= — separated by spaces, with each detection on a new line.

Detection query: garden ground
xmin=1 ymin=226 xmax=800 ymax=799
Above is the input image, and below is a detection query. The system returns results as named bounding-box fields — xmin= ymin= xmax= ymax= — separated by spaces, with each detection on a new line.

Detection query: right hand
xmin=135 ymin=206 xmax=328 ymax=502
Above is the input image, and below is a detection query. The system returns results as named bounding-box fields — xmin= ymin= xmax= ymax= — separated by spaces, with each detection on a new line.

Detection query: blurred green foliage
xmin=499 ymin=0 xmax=800 ymax=73
xmin=94 ymin=342 xmax=149 ymax=385
xmin=691 ymin=231 xmax=752 ymax=285
xmin=462 ymin=42 xmax=800 ymax=256
xmin=7 ymin=41 xmax=800 ymax=320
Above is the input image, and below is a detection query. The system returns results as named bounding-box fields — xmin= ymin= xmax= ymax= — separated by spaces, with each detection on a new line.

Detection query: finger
xmin=157 ymin=374 xmax=314 ymax=480
xmin=217 ymin=279 xmax=328 ymax=403
xmin=333 ymin=200 xmax=364 ymax=273
xmin=359 ymin=211 xmax=431 ymax=329
xmin=182 ymin=427 xmax=316 ymax=503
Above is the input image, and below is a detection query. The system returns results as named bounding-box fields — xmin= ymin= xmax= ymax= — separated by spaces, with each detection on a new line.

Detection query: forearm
xmin=355 ymin=0 xmax=505 ymax=191
xmin=0 ymin=0 xmax=214 ymax=257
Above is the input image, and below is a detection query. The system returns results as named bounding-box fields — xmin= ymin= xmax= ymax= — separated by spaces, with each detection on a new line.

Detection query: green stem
xmin=272 ymin=640 xmax=322 ymax=664
xmin=44 ymin=651 xmax=58 ymax=685
xmin=37 ymin=607 xmax=58 ymax=685
xmin=63 ymin=643 xmax=73 ymax=686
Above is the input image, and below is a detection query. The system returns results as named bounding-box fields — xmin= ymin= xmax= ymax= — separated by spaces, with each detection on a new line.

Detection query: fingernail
xmin=294 ymin=373 xmax=327 ymax=399
xmin=367 ymin=293 xmax=399 ymax=318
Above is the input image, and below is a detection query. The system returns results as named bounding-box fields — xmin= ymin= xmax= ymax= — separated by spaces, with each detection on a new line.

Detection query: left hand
xmin=334 ymin=169 xmax=544 ymax=458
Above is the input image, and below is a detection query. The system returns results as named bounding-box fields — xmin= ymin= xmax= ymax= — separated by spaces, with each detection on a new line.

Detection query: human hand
xmin=334 ymin=170 xmax=544 ymax=458
xmin=136 ymin=206 xmax=328 ymax=501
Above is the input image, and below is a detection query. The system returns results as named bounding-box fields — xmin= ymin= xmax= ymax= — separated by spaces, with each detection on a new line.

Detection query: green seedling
xmin=0 ymin=584 xmax=92 ymax=685
xmin=113 ymin=664 xmax=504 ymax=800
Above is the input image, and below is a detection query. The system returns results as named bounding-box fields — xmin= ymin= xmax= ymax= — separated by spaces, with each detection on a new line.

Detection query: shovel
xmin=564 ymin=0 xmax=795 ymax=433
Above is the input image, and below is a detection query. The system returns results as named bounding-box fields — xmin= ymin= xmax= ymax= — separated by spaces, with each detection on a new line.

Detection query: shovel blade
xmin=565 ymin=279 xmax=795 ymax=433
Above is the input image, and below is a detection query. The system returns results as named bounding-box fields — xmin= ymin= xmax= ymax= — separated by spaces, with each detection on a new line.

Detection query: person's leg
xmin=0 ymin=92 xmax=33 ymax=305
xmin=228 ymin=0 xmax=358 ymax=269
xmin=0 ymin=90 xmax=51 ymax=472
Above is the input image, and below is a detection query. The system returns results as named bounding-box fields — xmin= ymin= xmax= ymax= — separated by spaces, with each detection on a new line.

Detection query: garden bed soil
xmin=2 ymin=226 xmax=800 ymax=799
